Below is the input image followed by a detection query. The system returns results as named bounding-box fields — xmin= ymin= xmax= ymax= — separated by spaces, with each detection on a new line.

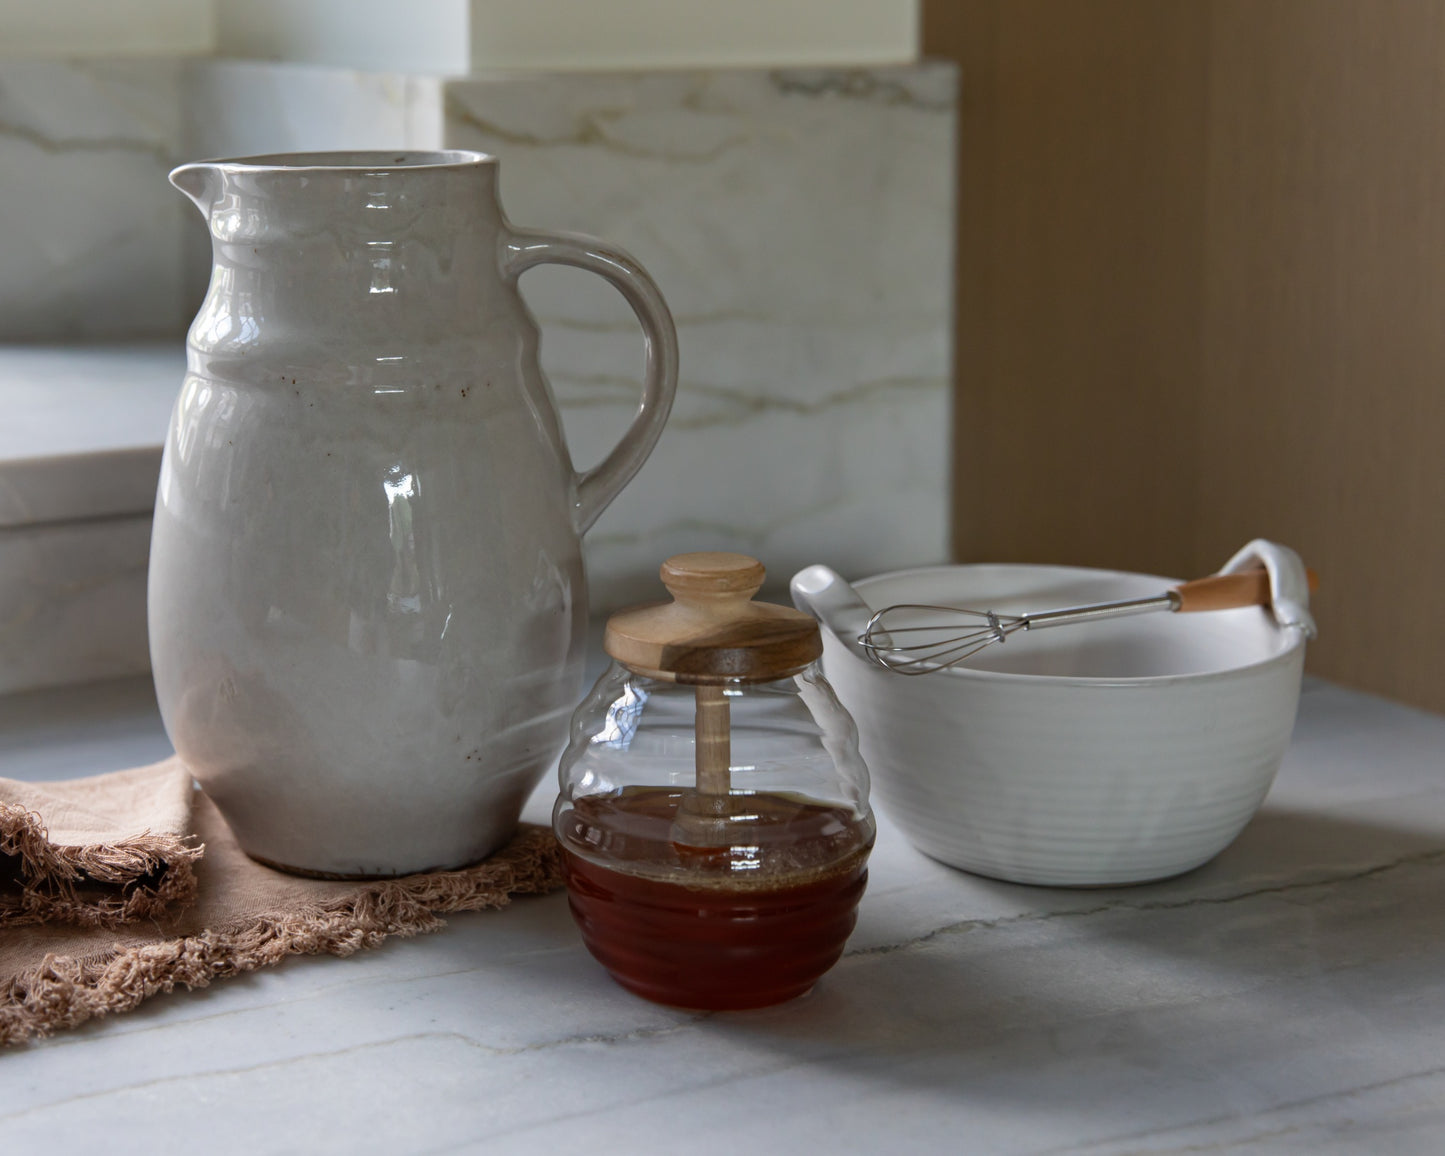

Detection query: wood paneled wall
xmin=925 ymin=0 xmax=1445 ymax=713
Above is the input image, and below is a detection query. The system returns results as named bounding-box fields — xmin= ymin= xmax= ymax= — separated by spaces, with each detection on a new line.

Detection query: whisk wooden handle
xmin=1173 ymin=568 xmax=1320 ymax=613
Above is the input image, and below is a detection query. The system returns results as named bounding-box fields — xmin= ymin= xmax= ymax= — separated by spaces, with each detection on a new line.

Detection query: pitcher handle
xmin=503 ymin=230 xmax=679 ymax=535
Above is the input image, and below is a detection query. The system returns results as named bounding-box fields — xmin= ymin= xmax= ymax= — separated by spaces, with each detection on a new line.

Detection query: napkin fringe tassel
xmin=0 ymin=802 xmax=203 ymax=929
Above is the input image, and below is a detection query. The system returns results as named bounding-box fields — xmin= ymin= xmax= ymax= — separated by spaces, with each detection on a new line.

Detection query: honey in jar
xmin=554 ymin=553 xmax=874 ymax=1010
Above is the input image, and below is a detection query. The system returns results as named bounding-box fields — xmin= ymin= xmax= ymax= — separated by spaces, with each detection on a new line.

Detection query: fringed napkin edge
xmin=0 ymin=823 xmax=564 ymax=1047
xmin=0 ymin=801 xmax=203 ymax=930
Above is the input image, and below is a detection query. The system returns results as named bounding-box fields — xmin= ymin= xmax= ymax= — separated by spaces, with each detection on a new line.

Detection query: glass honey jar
xmin=554 ymin=552 xmax=875 ymax=1010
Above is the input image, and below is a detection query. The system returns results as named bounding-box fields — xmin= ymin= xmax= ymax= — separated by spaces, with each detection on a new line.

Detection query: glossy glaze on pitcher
xmin=150 ymin=151 xmax=677 ymax=875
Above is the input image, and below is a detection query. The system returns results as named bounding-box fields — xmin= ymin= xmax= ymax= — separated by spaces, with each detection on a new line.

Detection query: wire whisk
xmin=860 ymin=568 xmax=1315 ymax=675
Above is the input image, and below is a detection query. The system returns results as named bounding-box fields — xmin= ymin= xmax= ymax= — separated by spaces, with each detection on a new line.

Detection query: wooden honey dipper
xmin=603 ymin=552 xmax=822 ymax=846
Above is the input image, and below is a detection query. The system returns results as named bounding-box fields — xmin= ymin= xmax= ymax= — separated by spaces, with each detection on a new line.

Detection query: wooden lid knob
xmin=660 ymin=552 xmax=766 ymax=600
xmin=605 ymin=552 xmax=822 ymax=683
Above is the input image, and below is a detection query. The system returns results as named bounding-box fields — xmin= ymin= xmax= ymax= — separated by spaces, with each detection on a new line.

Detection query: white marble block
xmin=443 ymin=65 xmax=956 ymax=606
xmin=0 ymin=59 xmax=189 ymax=341
xmin=0 ymin=344 xmax=183 ymax=527
xmin=0 ymin=514 xmax=153 ymax=694
xmin=0 ymin=345 xmax=183 ymax=694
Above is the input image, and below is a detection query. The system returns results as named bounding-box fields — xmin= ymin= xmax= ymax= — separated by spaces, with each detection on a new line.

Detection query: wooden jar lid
xmin=604 ymin=552 xmax=822 ymax=684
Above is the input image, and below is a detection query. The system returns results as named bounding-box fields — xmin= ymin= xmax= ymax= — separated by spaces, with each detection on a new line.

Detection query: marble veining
xmin=846 ymin=844 xmax=1445 ymax=960
xmin=768 ymin=67 xmax=958 ymax=110
xmin=0 ymin=59 xmax=189 ymax=341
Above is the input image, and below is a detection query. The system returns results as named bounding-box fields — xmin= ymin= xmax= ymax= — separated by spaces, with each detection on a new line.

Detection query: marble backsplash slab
xmin=0 ymin=56 xmax=955 ymax=689
xmin=442 ymin=65 xmax=956 ymax=606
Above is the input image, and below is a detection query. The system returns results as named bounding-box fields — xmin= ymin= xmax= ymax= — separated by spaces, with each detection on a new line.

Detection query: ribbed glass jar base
xmin=563 ymin=846 xmax=869 ymax=1011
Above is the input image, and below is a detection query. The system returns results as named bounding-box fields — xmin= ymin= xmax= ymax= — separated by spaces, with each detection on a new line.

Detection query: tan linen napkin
xmin=0 ymin=757 xmax=564 ymax=1047
xmin=0 ymin=762 xmax=202 ymax=929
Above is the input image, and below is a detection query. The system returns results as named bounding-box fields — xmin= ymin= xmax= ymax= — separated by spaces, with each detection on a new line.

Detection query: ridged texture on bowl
xmin=822 ymin=566 xmax=1306 ymax=886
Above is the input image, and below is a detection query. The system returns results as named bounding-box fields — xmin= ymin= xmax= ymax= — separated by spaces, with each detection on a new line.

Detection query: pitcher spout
xmin=169 ymin=161 xmax=221 ymax=216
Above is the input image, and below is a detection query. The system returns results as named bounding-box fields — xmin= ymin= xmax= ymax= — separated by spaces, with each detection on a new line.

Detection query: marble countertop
xmin=2 ymin=674 xmax=1444 ymax=1154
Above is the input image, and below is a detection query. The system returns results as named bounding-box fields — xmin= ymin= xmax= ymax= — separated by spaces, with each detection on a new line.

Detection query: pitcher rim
xmin=172 ymin=149 xmax=496 ymax=176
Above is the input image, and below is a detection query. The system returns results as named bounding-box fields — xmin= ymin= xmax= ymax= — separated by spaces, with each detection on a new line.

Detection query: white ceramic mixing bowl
xmin=792 ymin=562 xmax=1308 ymax=886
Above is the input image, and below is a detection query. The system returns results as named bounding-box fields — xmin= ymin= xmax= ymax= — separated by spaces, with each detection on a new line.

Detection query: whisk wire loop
xmin=859 ymin=603 xmax=1029 ymax=675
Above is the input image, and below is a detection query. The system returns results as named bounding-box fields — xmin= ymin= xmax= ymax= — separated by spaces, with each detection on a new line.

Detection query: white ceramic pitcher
xmin=151 ymin=150 xmax=678 ymax=876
